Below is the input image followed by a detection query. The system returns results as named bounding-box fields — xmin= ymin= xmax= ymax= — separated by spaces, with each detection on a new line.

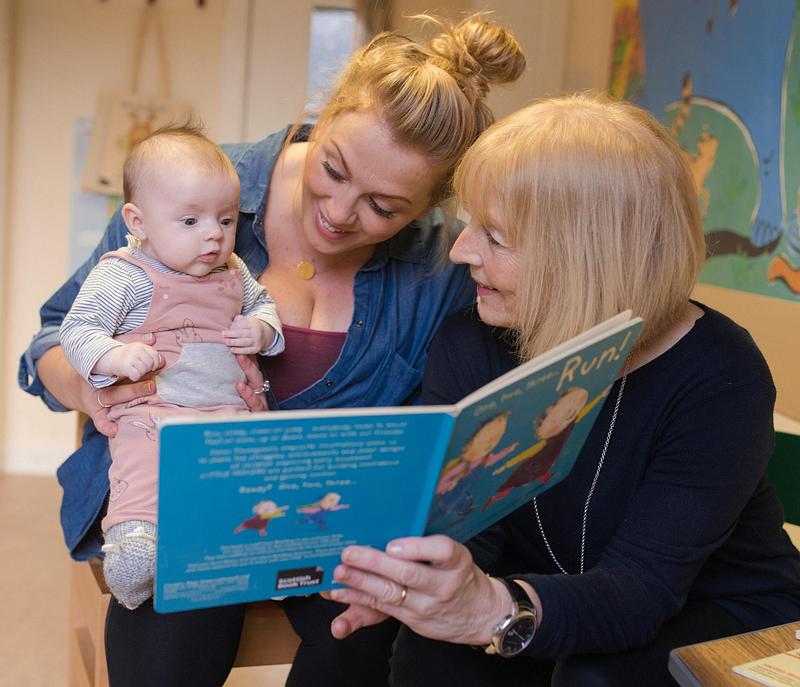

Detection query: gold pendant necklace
xmin=295 ymin=260 xmax=316 ymax=280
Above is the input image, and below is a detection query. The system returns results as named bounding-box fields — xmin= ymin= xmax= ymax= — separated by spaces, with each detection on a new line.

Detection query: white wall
xmin=391 ymin=0 xmax=614 ymax=120
xmin=4 ymin=0 xmax=230 ymax=474
xmin=242 ymin=0 xmax=354 ymax=141
xmin=0 ymin=0 xmax=12 ymax=471
xmin=2 ymin=0 xmax=615 ymax=475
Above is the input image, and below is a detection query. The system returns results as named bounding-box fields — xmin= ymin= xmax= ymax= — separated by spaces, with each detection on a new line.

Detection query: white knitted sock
xmin=102 ymin=520 xmax=157 ymax=610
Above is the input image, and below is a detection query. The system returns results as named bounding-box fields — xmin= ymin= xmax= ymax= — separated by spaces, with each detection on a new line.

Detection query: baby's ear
xmin=121 ymin=202 xmax=146 ymax=240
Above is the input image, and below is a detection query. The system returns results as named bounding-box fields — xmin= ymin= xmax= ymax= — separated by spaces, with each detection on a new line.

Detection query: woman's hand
xmin=38 ymin=337 xmax=160 ymax=438
xmin=90 ymin=378 xmax=156 ymax=437
xmin=235 ymin=354 xmax=268 ymax=412
xmin=325 ymin=535 xmax=512 ymax=645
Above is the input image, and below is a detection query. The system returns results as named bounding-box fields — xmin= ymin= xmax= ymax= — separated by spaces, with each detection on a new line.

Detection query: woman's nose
xmin=450 ymin=224 xmax=482 ymax=265
xmin=326 ymin=191 xmax=358 ymax=226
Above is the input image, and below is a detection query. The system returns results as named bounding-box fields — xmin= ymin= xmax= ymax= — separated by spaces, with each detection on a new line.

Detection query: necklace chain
xmin=532 ymin=370 xmax=628 ymax=575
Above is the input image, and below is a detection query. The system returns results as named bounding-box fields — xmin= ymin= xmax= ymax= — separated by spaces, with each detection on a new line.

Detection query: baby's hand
xmin=223 ymin=315 xmax=275 ymax=354
xmin=94 ymin=342 xmax=161 ymax=382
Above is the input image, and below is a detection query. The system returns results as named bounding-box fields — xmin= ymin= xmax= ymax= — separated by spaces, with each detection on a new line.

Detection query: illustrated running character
xmin=484 ymin=387 xmax=589 ymax=509
xmin=431 ymin=411 xmax=517 ymax=522
xmin=296 ymin=492 xmax=350 ymax=529
xmin=234 ymin=500 xmax=288 ymax=537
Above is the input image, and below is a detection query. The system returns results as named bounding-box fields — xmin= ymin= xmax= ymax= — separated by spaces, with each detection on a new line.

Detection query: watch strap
xmin=485 ymin=577 xmax=537 ymax=656
xmin=498 ymin=577 xmax=534 ymax=613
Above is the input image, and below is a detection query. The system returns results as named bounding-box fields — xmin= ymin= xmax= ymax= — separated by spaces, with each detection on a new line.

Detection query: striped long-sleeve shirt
xmin=60 ymin=248 xmax=284 ymax=388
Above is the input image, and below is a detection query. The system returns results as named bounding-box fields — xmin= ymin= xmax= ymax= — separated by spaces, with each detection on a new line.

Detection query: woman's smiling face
xmin=449 ymin=200 xmax=521 ymax=329
xmin=300 ymin=110 xmax=441 ymax=261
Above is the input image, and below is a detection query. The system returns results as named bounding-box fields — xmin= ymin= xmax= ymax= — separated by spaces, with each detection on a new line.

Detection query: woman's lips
xmin=316 ymin=209 xmax=349 ymax=240
xmin=474 ymin=280 xmax=498 ymax=296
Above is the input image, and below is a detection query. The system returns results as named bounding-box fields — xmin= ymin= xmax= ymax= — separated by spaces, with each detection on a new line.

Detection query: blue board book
xmin=154 ymin=312 xmax=643 ymax=612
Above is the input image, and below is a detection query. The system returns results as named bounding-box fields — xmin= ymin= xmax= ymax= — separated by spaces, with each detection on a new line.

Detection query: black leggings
xmin=104 ymin=594 xmax=400 ymax=687
xmin=105 ymin=600 xmax=246 ymax=687
xmin=389 ymin=599 xmax=750 ymax=687
xmin=280 ymin=594 xmax=401 ymax=687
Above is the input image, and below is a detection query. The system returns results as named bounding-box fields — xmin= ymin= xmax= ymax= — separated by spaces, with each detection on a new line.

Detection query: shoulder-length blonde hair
xmin=454 ymin=92 xmax=706 ymax=361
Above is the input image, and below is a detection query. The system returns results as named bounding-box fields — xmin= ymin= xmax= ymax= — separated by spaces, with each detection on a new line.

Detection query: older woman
xmin=326 ymin=94 xmax=800 ymax=686
xmin=19 ymin=16 xmax=525 ymax=687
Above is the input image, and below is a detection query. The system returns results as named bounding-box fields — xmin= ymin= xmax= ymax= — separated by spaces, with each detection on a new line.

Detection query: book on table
xmin=732 ymin=648 xmax=800 ymax=687
xmin=154 ymin=311 xmax=643 ymax=612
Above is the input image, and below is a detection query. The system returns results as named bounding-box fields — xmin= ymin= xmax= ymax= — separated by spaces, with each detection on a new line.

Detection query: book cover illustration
xmin=154 ymin=315 xmax=642 ymax=612
xmin=424 ymin=324 xmax=635 ymax=543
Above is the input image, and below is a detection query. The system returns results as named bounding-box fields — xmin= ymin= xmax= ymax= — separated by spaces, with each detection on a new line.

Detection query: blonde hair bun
xmin=312 ymin=13 xmax=526 ymax=204
xmin=428 ymin=16 xmax=526 ymax=106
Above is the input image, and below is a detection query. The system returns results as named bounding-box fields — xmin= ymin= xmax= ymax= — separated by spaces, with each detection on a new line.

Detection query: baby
xmin=61 ymin=124 xmax=284 ymax=609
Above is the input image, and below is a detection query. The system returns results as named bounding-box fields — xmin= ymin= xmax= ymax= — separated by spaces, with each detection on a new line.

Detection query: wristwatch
xmin=485 ymin=577 xmax=538 ymax=657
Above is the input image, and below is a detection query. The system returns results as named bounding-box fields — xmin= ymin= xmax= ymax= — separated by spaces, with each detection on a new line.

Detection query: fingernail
xmin=145 ymin=382 xmax=154 ymax=394
xmin=387 ymin=542 xmax=403 ymax=554
xmin=333 ymin=565 xmax=347 ymax=581
xmin=343 ymin=548 xmax=360 ymax=563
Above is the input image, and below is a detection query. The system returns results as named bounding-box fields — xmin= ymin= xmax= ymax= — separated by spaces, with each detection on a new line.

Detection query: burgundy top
xmin=267 ymin=324 xmax=347 ymax=403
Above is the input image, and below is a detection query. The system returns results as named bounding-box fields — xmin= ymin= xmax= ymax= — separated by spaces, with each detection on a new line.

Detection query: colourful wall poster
xmin=631 ymin=0 xmax=800 ymax=301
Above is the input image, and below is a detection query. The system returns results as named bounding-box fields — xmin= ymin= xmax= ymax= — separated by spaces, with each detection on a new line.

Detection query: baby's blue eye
xmin=220 ymin=218 xmax=234 ymax=227
xmin=182 ymin=217 xmax=197 ymax=227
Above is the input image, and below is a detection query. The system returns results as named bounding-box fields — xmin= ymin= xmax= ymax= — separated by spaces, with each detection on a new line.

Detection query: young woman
xmin=19 ymin=16 xmax=525 ymax=687
xmin=326 ymin=94 xmax=800 ymax=687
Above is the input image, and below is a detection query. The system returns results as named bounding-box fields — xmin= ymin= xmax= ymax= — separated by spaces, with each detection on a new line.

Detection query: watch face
xmin=500 ymin=615 xmax=537 ymax=656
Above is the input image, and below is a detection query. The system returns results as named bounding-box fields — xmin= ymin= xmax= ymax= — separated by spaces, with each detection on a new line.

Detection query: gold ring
xmin=97 ymin=391 xmax=113 ymax=409
xmin=391 ymin=585 xmax=408 ymax=606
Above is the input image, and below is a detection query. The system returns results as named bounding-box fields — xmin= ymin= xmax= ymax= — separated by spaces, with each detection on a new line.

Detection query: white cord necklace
xmin=532 ymin=371 xmax=628 ymax=575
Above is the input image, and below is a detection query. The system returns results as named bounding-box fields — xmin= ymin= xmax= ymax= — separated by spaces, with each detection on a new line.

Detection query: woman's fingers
xmin=85 ymin=379 xmax=156 ymax=437
xmin=235 ymin=354 xmax=267 ymax=411
xmin=338 ymin=537 xmax=469 ymax=590
xmin=236 ymin=353 xmax=262 ymax=386
xmin=98 ymin=379 xmax=156 ymax=407
xmin=383 ymin=535 xmax=468 ymax=568
xmin=330 ymin=604 xmax=389 ymax=639
xmin=333 ymin=564 xmax=412 ymax=608
xmin=237 ymin=379 xmax=267 ymax=412
xmin=90 ymin=408 xmax=117 ymax=438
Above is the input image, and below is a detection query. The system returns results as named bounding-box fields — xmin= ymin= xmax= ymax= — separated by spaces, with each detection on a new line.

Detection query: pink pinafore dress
xmin=101 ymin=250 xmax=250 ymax=532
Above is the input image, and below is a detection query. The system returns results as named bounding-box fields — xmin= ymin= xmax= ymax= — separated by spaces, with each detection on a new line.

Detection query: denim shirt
xmin=18 ymin=126 xmax=475 ymax=559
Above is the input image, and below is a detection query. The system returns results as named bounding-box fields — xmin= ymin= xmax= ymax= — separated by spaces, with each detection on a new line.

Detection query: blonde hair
xmin=309 ymin=15 xmax=525 ymax=205
xmin=455 ymin=92 xmax=706 ymax=361
xmin=123 ymin=123 xmax=238 ymax=204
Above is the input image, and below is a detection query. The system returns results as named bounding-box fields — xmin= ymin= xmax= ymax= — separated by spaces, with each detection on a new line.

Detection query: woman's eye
xmin=368 ymin=197 xmax=395 ymax=219
xmin=322 ymin=161 xmax=345 ymax=182
xmin=182 ymin=217 xmax=198 ymax=227
xmin=485 ymin=229 xmax=501 ymax=246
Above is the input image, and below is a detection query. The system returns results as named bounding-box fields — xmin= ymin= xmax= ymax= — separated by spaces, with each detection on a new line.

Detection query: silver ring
xmin=97 ymin=391 xmax=113 ymax=409
xmin=253 ymin=381 xmax=270 ymax=396
xmin=390 ymin=585 xmax=407 ymax=607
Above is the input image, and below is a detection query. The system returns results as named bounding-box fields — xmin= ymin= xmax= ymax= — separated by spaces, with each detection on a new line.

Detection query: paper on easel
xmin=732 ymin=648 xmax=800 ymax=687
